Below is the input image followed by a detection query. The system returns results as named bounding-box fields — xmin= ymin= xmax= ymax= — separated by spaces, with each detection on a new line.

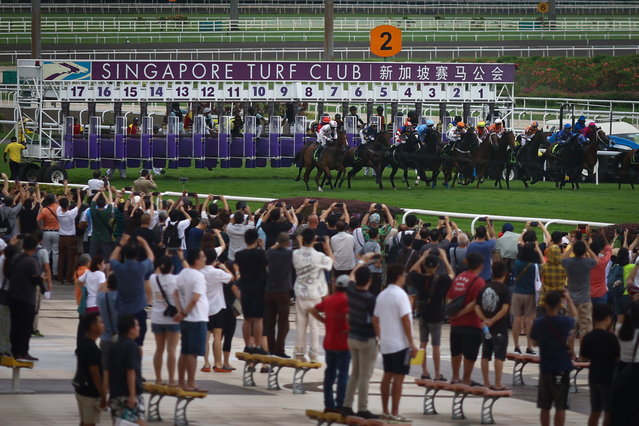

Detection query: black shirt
xmin=580 ymin=329 xmax=621 ymax=385
xmin=476 ymin=280 xmax=511 ymax=334
xmin=261 ymin=221 xmax=293 ymax=249
xmin=73 ymin=336 xmax=102 ymax=397
xmin=108 ymin=337 xmax=142 ymax=398
xmin=132 ymin=227 xmax=159 ymax=259
xmin=18 ymin=202 xmax=40 ymax=235
xmin=235 ymin=248 xmax=267 ymax=298
xmin=410 ymin=272 xmax=451 ymax=323
xmin=7 ymin=254 xmax=39 ymax=305
xmin=265 ymin=247 xmax=293 ymax=293
xmin=346 ymin=282 xmax=376 ymax=341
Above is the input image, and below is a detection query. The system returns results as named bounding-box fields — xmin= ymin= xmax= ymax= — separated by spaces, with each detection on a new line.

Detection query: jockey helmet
xmin=457 ymin=121 xmax=465 ymax=128
xmin=329 ymin=120 xmax=337 ymax=128
xmin=426 ymin=120 xmax=435 ymax=126
xmin=494 ymin=119 xmax=503 ymax=125
xmin=531 ymin=121 xmax=538 ymax=128
xmin=321 ymin=116 xmax=331 ymax=125
xmin=564 ymin=123 xmax=572 ymax=129
xmin=588 ymin=122 xmax=596 ymax=127
xmin=477 ymin=121 xmax=486 ymax=127
xmin=203 ymin=107 xmax=212 ymax=114
xmin=578 ymin=115 xmax=586 ymax=122
xmin=405 ymin=121 xmax=412 ymax=127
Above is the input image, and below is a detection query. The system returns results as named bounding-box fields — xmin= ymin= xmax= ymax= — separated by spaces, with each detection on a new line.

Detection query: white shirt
xmin=201 ymin=265 xmax=233 ymax=316
xmin=56 ymin=206 xmax=79 ymax=236
xmin=292 ymin=246 xmax=333 ymax=300
xmin=176 ymin=267 xmax=209 ymax=322
xmin=331 ymin=232 xmax=356 ymax=271
xmin=79 ymin=270 xmax=106 ymax=309
xmin=352 ymin=228 xmax=366 ymax=256
xmin=617 ymin=327 xmax=639 ymax=363
xmin=168 ymin=218 xmax=191 ymax=250
xmin=80 ymin=208 xmax=92 ymax=239
xmin=87 ymin=178 xmax=104 ymax=192
xmin=149 ymin=273 xmax=179 ymax=325
xmin=374 ymin=284 xmax=412 ymax=354
xmin=225 ymin=222 xmax=255 ymax=261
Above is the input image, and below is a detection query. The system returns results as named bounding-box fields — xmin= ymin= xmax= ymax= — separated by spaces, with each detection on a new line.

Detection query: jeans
xmin=8 ymin=297 xmax=35 ymax=356
xmin=294 ymin=298 xmax=321 ymax=358
xmin=264 ymin=291 xmax=290 ymax=355
xmin=42 ymin=231 xmax=60 ymax=277
xmin=324 ymin=350 xmax=351 ymax=410
xmin=89 ymin=239 xmax=114 ymax=260
xmin=344 ymin=337 xmax=377 ymax=412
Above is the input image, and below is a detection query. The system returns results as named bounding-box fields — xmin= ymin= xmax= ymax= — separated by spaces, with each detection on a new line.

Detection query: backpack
xmin=163 ymin=221 xmax=181 ymax=248
xmin=385 ymin=236 xmax=402 ymax=264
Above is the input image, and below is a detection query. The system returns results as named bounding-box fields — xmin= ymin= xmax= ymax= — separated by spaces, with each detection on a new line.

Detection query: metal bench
xmin=0 ymin=355 xmax=34 ymax=394
xmin=143 ymin=382 xmax=207 ymax=426
xmin=236 ymin=352 xmax=321 ymax=394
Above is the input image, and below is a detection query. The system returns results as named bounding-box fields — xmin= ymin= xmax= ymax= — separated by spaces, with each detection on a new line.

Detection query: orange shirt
xmin=74 ymin=265 xmax=89 ymax=305
xmin=37 ymin=203 xmax=60 ymax=230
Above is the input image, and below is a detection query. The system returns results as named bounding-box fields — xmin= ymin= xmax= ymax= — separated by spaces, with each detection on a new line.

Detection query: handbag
xmin=613 ymin=333 xmax=639 ymax=391
xmin=446 ymin=276 xmax=479 ymax=318
xmin=156 ymin=276 xmax=178 ymax=317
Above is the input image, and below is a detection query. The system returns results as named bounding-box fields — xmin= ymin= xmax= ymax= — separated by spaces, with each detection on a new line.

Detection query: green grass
xmin=50 ymin=164 xmax=639 ymax=231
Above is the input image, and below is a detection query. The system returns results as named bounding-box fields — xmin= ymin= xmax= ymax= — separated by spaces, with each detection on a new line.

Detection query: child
xmin=579 ymin=303 xmax=620 ymax=426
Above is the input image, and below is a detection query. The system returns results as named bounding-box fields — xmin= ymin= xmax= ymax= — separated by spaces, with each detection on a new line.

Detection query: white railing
xmin=17 ymin=181 xmax=614 ymax=232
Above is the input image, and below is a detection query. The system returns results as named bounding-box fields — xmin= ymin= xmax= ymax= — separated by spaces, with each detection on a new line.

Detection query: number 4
xmin=404 ymin=88 xmax=412 ymax=97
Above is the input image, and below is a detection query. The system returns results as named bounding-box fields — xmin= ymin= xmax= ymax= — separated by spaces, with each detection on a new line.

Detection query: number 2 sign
xmin=370 ymin=25 xmax=402 ymax=58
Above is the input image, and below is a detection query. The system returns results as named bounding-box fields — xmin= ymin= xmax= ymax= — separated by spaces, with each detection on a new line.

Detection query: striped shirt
xmin=346 ymin=282 xmax=376 ymax=341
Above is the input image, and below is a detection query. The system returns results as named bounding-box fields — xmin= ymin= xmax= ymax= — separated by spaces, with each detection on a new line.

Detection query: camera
xmin=309 ymin=199 xmax=317 ymax=204
xmin=275 ymin=202 xmax=283 ymax=208
xmin=375 ymin=203 xmax=382 ymax=210
xmin=530 ymin=221 xmax=539 ymax=227
xmin=439 ymin=216 xmax=445 ymax=220
xmin=124 ymin=186 xmax=132 ymax=191
xmin=577 ymin=224 xmax=587 ymax=231
xmin=335 ymin=203 xmax=343 ymax=208
xmin=423 ymin=222 xmax=431 ymax=228
xmin=478 ymin=217 xmax=487 ymax=222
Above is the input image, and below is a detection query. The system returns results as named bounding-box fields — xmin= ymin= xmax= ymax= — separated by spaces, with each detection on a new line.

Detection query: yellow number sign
xmin=537 ymin=2 xmax=550 ymax=13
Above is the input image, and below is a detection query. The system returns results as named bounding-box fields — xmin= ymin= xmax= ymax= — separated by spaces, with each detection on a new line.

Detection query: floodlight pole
xmin=324 ymin=0 xmax=334 ymax=61
xmin=230 ymin=0 xmax=239 ymax=31
xmin=31 ymin=0 xmax=41 ymax=58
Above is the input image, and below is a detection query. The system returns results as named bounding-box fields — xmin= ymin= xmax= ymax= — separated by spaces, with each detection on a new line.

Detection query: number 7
xmin=330 ymin=86 xmax=338 ymax=96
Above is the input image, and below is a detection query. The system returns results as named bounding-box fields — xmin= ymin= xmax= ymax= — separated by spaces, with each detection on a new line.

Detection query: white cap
xmin=495 ymin=119 xmax=503 ymax=124
xmin=203 ymin=107 xmax=211 ymax=114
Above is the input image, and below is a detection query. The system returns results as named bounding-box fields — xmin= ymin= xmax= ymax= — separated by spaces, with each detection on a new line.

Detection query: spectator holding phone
xmin=466 ymin=219 xmax=496 ymax=281
xmin=133 ymin=169 xmax=157 ymax=194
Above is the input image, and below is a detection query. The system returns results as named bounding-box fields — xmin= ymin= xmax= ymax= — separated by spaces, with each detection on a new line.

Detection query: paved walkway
xmin=0 ymin=285 xmax=590 ymax=425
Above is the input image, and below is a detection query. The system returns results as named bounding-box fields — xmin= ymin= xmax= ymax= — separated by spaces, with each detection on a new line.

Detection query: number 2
xmin=453 ymin=88 xmax=461 ymax=98
xmin=380 ymin=31 xmax=392 ymax=51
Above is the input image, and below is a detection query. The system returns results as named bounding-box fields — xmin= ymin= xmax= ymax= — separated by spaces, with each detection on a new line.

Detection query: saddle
xmin=313 ymin=144 xmax=324 ymax=163
xmin=550 ymin=143 xmax=564 ymax=158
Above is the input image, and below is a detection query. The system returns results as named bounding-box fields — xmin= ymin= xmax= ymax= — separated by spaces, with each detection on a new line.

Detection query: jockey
xmin=555 ymin=123 xmax=574 ymax=145
xmin=476 ymin=121 xmax=488 ymax=140
xmin=487 ymin=118 xmax=505 ymax=137
xmin=393 ymin=121 xmax=414 ymax=146
xmin=317 ymin=120 xmax=338 ymax=147
xmin=519 ymin=121 xmax=539 ymax=146
xmin=416 ymin=120 xmax=436 ymax=143
xmin=580 ymin=121 xmax=597 ymax=139
xmin=446 ymin=121 xmax=466 ymax=143
xmin=573 ymin=115 xmax=587 ymax=133
xmin=358 ymin=122 xmax=378 ymax=146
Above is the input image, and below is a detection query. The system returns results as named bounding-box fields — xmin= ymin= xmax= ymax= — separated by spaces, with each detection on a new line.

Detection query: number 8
xmin=305 ymin=87 xmax=313 ymax=97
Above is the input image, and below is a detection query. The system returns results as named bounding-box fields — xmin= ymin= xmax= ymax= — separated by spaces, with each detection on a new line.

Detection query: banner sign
xmin=43 ymin=60 xmax=515 ymax=84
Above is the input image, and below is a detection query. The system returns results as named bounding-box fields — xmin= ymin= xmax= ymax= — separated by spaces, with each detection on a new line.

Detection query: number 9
xmin=280 ymin=87 xmax=288 ymax=96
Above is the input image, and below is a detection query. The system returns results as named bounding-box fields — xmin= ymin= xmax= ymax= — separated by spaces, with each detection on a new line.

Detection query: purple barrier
xmin=219 ymin=133 xmax=230 ymax=168
xmin=151 ymin=137 xmax=167 ymax=169
xmin=178 ymin=136 xmax=193 ymax=168
xmin=126 ymin=135 xmax=142 ymax=168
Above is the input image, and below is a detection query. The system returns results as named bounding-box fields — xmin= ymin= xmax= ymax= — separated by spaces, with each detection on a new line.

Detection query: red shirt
xmin=315 ymin=292 xmax=349 ymax=351
xmin=590 ymin=245 xmax=612 ymax=298
xmin=446 ymin=271 xmax=485 ymax=329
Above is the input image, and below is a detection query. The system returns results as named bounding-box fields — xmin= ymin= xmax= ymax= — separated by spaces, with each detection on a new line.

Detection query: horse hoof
xmin=317 ymin=187 xmax=323 ymax=192
xmin=414 ymin=180 xmax=420 ymax=186
xmin=393 ymin=187 xmax=398 ymax=191
xmin=294 ymin=177 xmax=300 ymax=182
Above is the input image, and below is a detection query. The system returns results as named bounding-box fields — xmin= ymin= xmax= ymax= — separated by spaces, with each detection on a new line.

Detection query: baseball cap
xmin=502 ymin=223 xmax=514 ymax=232
xmin=336 ymin=275 xmax=350 ymax=289
xmin=369 ymin=213 xmax=381 ymax=224
xmin=203 ymin=107 xmax=212 ymax=114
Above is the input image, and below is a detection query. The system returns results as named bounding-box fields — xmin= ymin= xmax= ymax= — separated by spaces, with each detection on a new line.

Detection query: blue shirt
xmin=466 ymin=239 xmax=497 ymax=281
xmin=187 ymin=227 xmax=204 ymax=250
xmin=111 ymin=258 xmax=153 ymax=314
xmin=574 ymin=121 xmax=586 ymax=132
xmin=512 ymin=259 xmax=537 ymax=295
xmin=97 ymin=291 xmax=118 ymax=341
xmin=530 ymin=315 xmax=575 ymax=373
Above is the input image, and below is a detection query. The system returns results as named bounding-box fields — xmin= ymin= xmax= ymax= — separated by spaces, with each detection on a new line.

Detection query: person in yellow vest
xmin=18 ymin=118 xmax=33 ymax=144
xmin=3 ymin=136 xmax=26 ymax=180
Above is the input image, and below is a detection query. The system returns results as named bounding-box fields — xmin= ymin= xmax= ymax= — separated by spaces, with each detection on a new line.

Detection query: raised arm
xmin=295 ymin=198 xmax=309 ymax=216
xmin=382 ymin=204 xmax=394 ymax=227
xmin=342 ymin=203 xmax=350 ymax=224
xmin=214 ymin=229 xmax=227 ymax=253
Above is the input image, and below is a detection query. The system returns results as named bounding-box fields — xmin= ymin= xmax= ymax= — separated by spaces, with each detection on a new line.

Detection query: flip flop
xmin=420 ymin=374 xmax=431 ymax=380
xmin=450 ymin=379 xmax=461 ymax=384
xmin=200 ymin=366 xmax=211 ymax=373
xmin=490 ymin=386 xmax=511 ymax=391
xmin=223 ymin=365 xmax=236 ymax=370
xmin=467 ymin=380 xmax=483 ymax=387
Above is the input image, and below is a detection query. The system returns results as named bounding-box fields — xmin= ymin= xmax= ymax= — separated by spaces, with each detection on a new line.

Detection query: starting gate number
xmin=370 ymin=25 xmax=402 ymax=58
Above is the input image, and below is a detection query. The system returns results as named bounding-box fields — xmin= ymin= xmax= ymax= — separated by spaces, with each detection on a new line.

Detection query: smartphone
xmin=530 ymin=221 xmax=539 ymax=227
xmin=275 ymin=202 xmax=283 ymax=208
xmin=188 ymin=192 xmax=196 ymax=197
xmin=132 ymin=191 xmax=140 ymax=196
xmin=335 ymin=203 xmax=343 ymax=208
xmin=124 ymin=186 xmax=132 ymax=191
xmin=152 ymin=191 xmax=160 ymax=196
xmin=577 ymin=224 xmax=587 ymax=230
xmin=423 ymin=222 xmax=431 ymax=228
xmin=478 ymin=217 xmax=487 ymax=222
xmin=438 ymin=216 xmax=445 ymax=220
xmin=309 ymin=199 xmax=317 ymax=204
xmin=213 ymin=196 xmax=221 ymax=200
xmin=28 ymin=182 xmax=36 ymax=187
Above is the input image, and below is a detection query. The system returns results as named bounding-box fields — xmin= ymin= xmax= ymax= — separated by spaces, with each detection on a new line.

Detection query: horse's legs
xmin=314 ymin=168 xmax=324 ymax=192
xmin=323 ymin=166 xmax=334 ymax=190
xmin=389 ymin=166 xmax=399 ymax=189
xmin=295 ymin=166 xmax=303 ymax=181
xmin=376 ymin=163 xmax=385 ymax=190
xmin=302 ymin=166 xmax=312 ymax=191
xmin=403 ymin=167 xmax=411 ymax=189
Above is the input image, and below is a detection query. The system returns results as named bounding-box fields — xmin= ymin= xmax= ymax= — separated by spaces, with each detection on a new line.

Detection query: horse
xmin=337 ymin=131 xmax=391 ymax=190
xmin=545 ymin=134 xmax=584 ymax=190
xmin=297 ymin=131 xmax=349 ymax=191
xmin=471 ymin=132 xmax=494 ymax=188
xmin=617 ymin=149 xmax=639 ymax=189
xmin=414 ymin=129 xmax=443 ymax=189
xmin=441 ymin=129 xmax=478 ymax=188
xmin=504 ymin=130 xmax=547 ymax=189
xmin=384 ymin=132 xmax=429 ymax=190
xmin=581 ymin=128 xmax=609 ymax=180
xmin=490 ymin=131 xmax=516 ymax=189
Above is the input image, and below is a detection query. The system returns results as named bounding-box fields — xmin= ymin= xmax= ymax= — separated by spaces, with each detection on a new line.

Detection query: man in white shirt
xmin=292 ymin=228 xmax=334 ymax=362
xmin=372 ymin=264 xmax=417 ymax=422
xmin=166 ymin=207 xmax=192 ymax=250
xmin=225 ymin=211 xmax=255 ymax=262
xmin=87 ymin=170 xmax=105 ymax=193
xmin=331 ymin=220 xmax=356 ymax=277
xmin=174 ymin=248 xmax=209 ymax=392
xmin=57 ymin=189 xmax=80 ymax=285
xmin=200 ymin=248 xmax=234 ymax=372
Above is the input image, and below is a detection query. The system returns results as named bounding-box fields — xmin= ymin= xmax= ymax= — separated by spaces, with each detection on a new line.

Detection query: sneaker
xmin=253 ymin=346 xmax=268 ymax=355
xmin=272 ymin=352 xmax=291 ymax=359
xmin=31 ymin=330 xmax=44 ymax=338
xmin=356 ymin=410 xmax=380 ymax=420
xmin=309 ymin=354 xmax=319 ymax=362
xmin=389 ymin=414 xmax=410 ymax=423
xmin=340 ymin=407 xmax=355 ymax=417
xmin=243 ymin=346 xmax=256 ymax=354
xmin=17 ymin=354 xmax=39 ymax=362
xmin=525 ymin=348 xmax=537 ymax=355
xmin=514 ymin=347 xmax=522 ymax=354
xmin=295 ymin=355 xmax=308 ymax=362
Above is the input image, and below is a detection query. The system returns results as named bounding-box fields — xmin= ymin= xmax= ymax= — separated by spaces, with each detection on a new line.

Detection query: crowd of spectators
xmin=0 ymin=171 xmax=638 ymax=425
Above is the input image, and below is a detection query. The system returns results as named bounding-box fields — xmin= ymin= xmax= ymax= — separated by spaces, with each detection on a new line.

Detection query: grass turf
xmin=46 ymin=164 xmax=639 ymax=231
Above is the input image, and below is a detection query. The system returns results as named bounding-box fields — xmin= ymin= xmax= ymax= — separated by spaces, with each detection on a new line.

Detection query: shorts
xmin=450 ymin=326 xmax=482 ymax=361
xmin=382 ymin=348 xmax=411 ymax=376
xmin=131 ymin=310 xmax=148 ymax=347
xmin=75 ymin=393 xmax=102 ymax=424
xmin=576 ymin=302 xmax=593 ymax=337
xmin=537 ymin=371 xmax=570 ymax=410
xmin=180 ymin=321 xmax=207 ymax=356
xmin=511 ymin=293 xmax=536 ymax=317
xmin=110 ymin=395 xmax=145 ymax=422
xmin=481 ymin=331 xmax=508 ymax=361
xmin=151 ymin=323 xmax=181 ymax=334
xmin=614 ymin=294 xmax=630 ymax=317
xmin=589 ymin=383 xmax=613 ymax=413
xmin=208 ymin=310 xmax=227 ymax=331
xmin=418 ymin=318 xmax=442 ymax=346
xmin=241 ymin=296 xmax=265 ymax=319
